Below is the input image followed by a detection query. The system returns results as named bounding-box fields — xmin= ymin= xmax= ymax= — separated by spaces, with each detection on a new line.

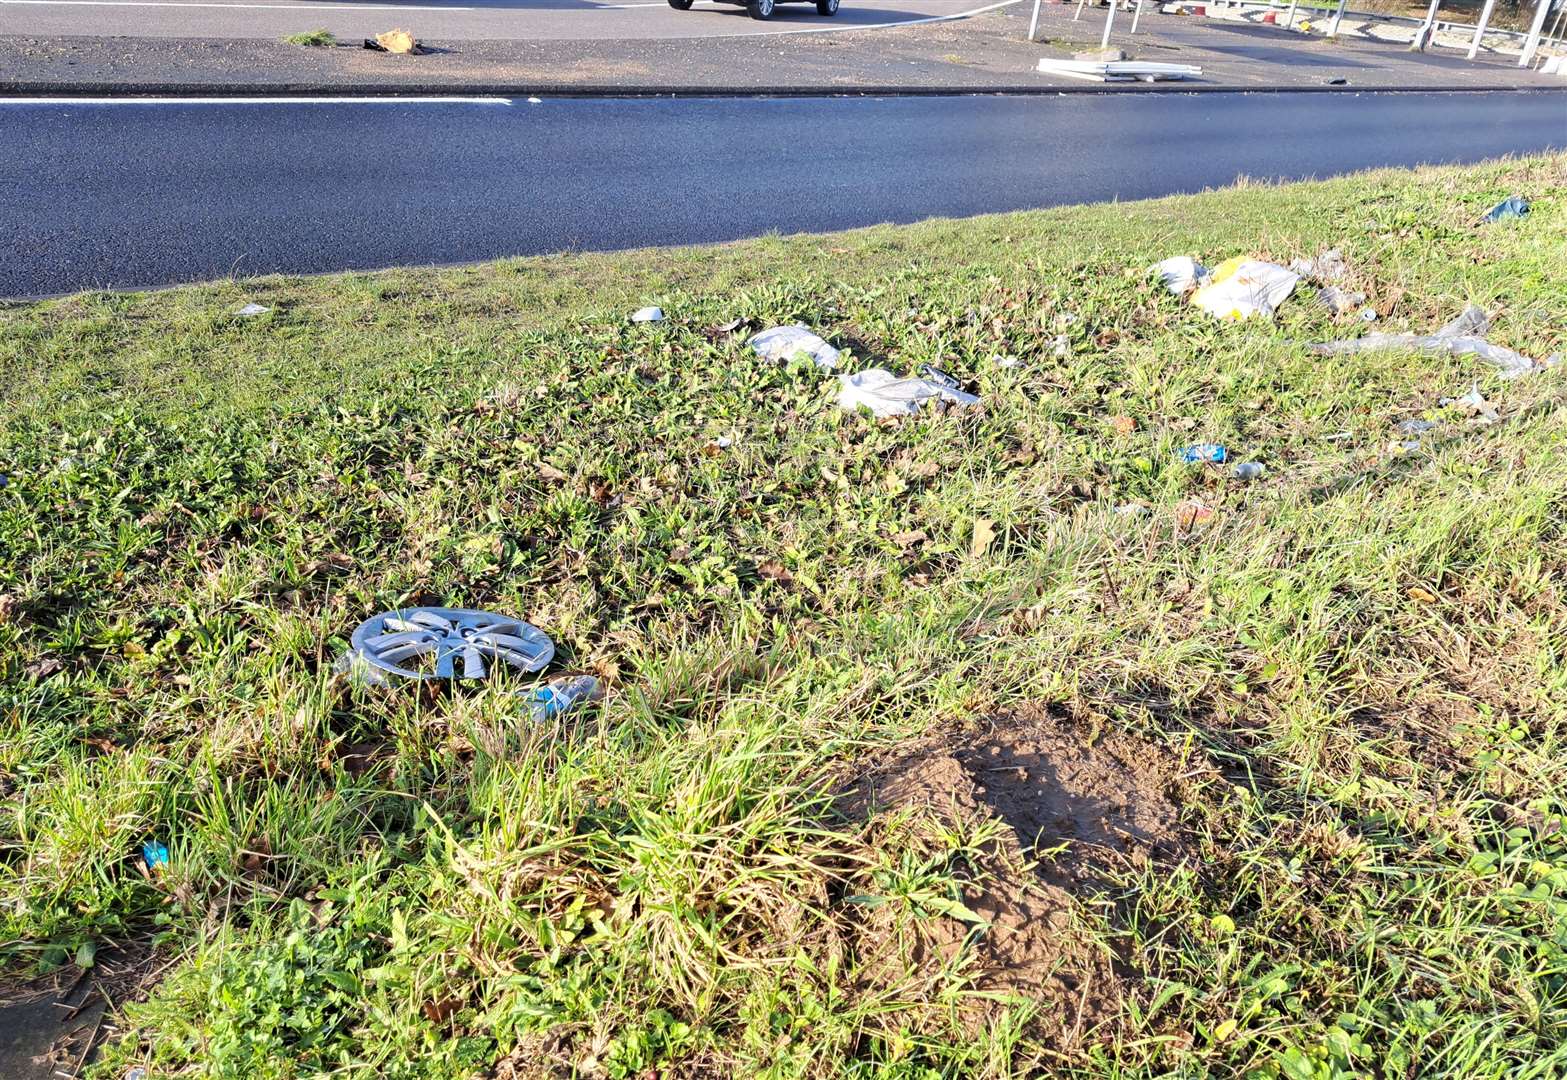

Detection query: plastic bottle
xmin=1232 ymin=462 xmax=1265 ymax=480
xmin=524 ymin=675 xmax=603 ymax=722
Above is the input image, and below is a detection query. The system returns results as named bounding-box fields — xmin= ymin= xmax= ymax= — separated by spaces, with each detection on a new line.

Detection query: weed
xmin=282 ymin=29 xmax=335 ymax=46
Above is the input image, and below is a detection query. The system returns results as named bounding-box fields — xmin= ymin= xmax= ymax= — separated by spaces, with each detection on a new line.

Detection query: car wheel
xmin=747 ymin=0 xmax=774 ymax=18
xmin=816 ymin=0 xmax=839 ymax=14
xmin=668 ymin=0 xmax=694 ymax=8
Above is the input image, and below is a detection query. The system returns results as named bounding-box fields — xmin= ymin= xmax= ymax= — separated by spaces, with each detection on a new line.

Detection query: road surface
xmin=1 ymin=91 xmax=1563 ymax=297
xmin=0 ymin=0 xmax=1016 ymax=40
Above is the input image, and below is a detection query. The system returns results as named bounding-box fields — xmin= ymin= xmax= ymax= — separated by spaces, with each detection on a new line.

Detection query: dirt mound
xmin=837 ymin=707 xmax=1188 ymax=1048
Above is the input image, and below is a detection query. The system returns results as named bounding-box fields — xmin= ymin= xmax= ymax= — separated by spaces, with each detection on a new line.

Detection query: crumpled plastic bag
xmin=1480 ymin=196 xmax=1529 ymax=224
xmin=1151 ymin=256 xmax=1207 ymax=295
xmin=1289 ymin=248 xmax=1347 ymax=282
xmin=1309 ymin=304 xmax=1544 ymax=380
xmin=1190 ymin=257 xmax=1300 ymax=321
xmin=749 ymin=325 xmax=841 ymax=371
xmin=1317 ymin=286 xmax=1366 ymax=316
xmin=836 ymin=368 xmax=980 ymax=418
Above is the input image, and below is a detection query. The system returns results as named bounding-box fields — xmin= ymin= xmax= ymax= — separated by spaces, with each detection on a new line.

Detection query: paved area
xmin=0 ymin=0 xmax=1009 ymax=41
xmin=3 ymin=3 xmax=1562 ymax=90
xmin=2 ymin=91 xmax=1562 ymax=297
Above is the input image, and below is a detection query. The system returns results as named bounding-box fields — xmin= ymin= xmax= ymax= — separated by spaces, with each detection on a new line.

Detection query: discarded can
xmin=1179 ymin=443 xmax=1227 ymax=464
xmin=631 ymin=306 xmax=664 ymax=323
xmin=1232 ymin=461 xmax=1265 ymax=480
xmin=524 ymin=675 xmax=602 ymax=722
xmin=918 ymin=364 xmax=962 ymax=391
xmin=142 ymin=840 xmax=169 ymax=870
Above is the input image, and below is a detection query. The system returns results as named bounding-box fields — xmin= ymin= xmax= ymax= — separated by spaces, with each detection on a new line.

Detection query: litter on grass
xmin=1480 ymin=196 xmax=1529 ymax=223
xmin=1190 ymin=258 xmax=1299 ymax=320
xmin=1317 ymin=286 xmax=1366 ymax=316
xmin=1151 ymin=255 xmax=1207 ymax=294
xmin=1232 ymin=461 xmax=1265 ymax=480
xmin=1289 ymin=248 xmax=1347 ymax=282
xmin=837 ymin=368 xmax=980 ymax=418
xmin=1175 ymin=499 xmax=1215 ymax=528
xmin=236 ymin=303 xmax=270 ymax=317
xmin=337 ymin=607 xmax=553 ymax=687
xmin=523 ymin=674 xmax=603 ymax=722
xmin=142 ymin=840 xmax=169 ymax=870
xmin=1441 ymin=383 xmax=1500 ymax=423
xmin=1395 ymin=418 xmax=1436 ymax=435
xmin=1310 ymin=304 xmax=1545 ymax=380
xmin=749 ymin=325 xmax=841 ymax=370
xmin=1180 ymin=443 xmax=1227 ymax=464
xmin=991 ymin=353 xmax=1021 ymax=369
xmin=918 ymin=364 xmax=963 ymax=391
xmin=631 ymin=306 xmax=664 ymax=323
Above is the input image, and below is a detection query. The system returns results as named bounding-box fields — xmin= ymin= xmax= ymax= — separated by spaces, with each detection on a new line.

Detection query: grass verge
xmin=2 ymin=155 xmax=1565 ymax=1079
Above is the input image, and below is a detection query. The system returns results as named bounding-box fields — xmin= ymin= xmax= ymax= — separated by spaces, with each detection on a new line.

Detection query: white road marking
xmin=0 ymin=0 xmax=475 ymax=9
xmin=0 ymin=96 xmax=513 ymax=104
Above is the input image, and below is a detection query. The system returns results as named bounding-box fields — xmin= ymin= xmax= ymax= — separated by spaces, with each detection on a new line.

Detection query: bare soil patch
xmin=836 ymin=706 xmax=1191 ymax=1048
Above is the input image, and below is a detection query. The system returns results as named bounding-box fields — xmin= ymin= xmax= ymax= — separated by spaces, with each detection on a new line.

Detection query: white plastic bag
xmin=836 ymin=368 xmax=979 ymax=418
xmin=749 ymin=325 xmax=841 ymax=371
xmin=1190 ymin=258 xmax=1299 ymax=321
xmin=1150 ymin=256 xmax=1207 ymax=295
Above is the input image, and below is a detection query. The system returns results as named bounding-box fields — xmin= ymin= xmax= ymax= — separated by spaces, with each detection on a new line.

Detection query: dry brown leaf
xmin=1407 ymin=586 xmax=1439 ymax=604
xmin=422 ymin=996 xmax=463 ymax=1024
xmin=24 ymin=657 xmax=62 ymax=680
xmin=891 ymin=530 xmax=928 ymax=548
xmin=970 ymin=517 xmax=997 ymax=558
xmin=537 ymin=463 xmax=568 ymax=482
xmin=757 ymin=561 xmax=793 ymax=584
xmin=1109 ymin=414 xmax=1137 ymax=436
xmin=0 ymin=594 xmax=15 ymax=625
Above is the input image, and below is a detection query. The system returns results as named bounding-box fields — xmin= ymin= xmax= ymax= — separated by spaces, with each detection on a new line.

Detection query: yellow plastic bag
xmin=1190 ymin=257 xmax=1299 ymax=321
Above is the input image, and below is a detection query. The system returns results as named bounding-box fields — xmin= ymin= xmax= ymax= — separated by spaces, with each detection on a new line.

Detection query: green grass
xmin=2 ymin=155 xmax=1565 ymax=1079
xmin=281 ymin=29 xmax=336 ymax=46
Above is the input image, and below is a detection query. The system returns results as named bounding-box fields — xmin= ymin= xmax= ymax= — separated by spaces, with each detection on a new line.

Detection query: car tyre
xmin=747 ymin=0 xmax=775 ymax=18
xmin=668 ymin=0 xmax=695 ymax=8
xmin=816 ymin=0 xmax=839 ymax=14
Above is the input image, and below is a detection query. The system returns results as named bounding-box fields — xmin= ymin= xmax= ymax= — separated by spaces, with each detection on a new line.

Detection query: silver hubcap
xmin=344 ymin=607 xmax=554 ymax=684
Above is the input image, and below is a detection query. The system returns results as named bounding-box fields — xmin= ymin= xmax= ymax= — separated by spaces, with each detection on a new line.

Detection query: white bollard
xmin=1466 ymin=0 xmax=1496 ymax=58
xmin=1518 ymin=0 xmax=1552 ymax=66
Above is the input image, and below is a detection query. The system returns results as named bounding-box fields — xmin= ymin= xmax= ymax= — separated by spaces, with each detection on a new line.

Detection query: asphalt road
xmin=2 ymin=91 xmax=1564 ymax=297
xmin=0 ymin=0 xmax=1011 ymax=40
